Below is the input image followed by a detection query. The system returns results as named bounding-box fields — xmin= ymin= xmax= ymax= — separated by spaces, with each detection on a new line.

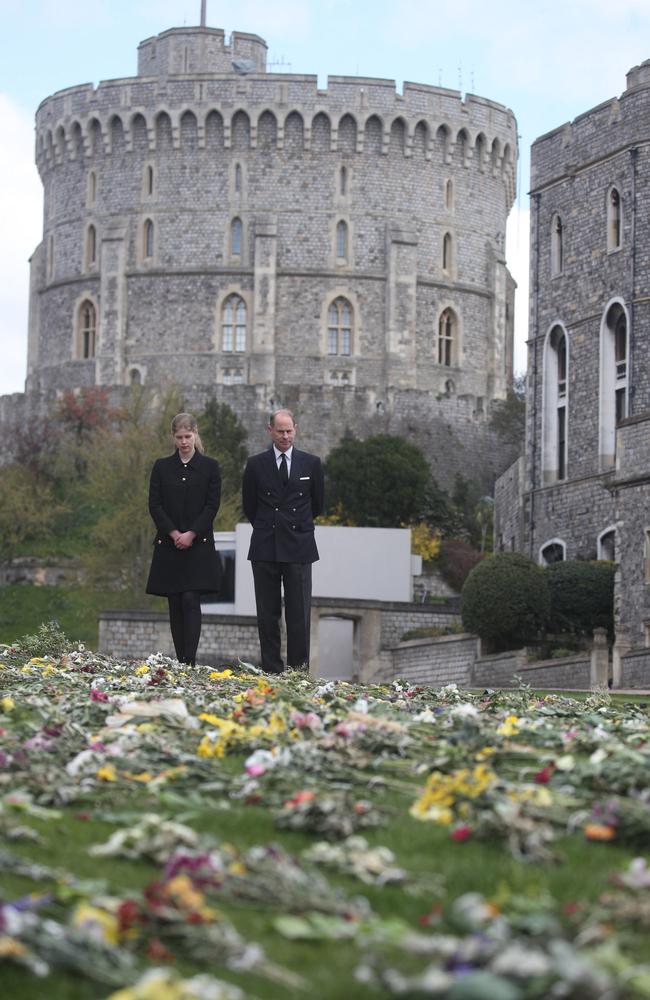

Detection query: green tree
xmin=489 ymin=373 xmax=526 ymax=449
xmin=461 ymin=552 xmax=550 ymax=651
xmin=197 ymin=398 xmax=248 ymax=498
xmin=0 ymin=465 xmax=58 ymax=562
xmin=324 ymin=434 xmax=430 ymax=527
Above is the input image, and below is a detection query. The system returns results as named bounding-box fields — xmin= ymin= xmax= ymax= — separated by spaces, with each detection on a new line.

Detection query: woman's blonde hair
xmin=171 ymin=412 xmax=204 ymax=453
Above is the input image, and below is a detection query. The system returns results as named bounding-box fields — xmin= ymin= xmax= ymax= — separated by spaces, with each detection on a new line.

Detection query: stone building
xmin=495 ymin=59 xmax=650 ymax=652
xmin=5 ymin=20 xmax=518 ymax=481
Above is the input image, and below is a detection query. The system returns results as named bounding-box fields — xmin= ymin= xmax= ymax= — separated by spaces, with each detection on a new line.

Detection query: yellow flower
xmin=210 ymin=668 xmax=233 ymax=680
xmin=497 ymin=714 xmax=520 ymax=737
xmin=123 ymin=771 xmax=153 ymax=783
xmin=41 ymin=664 xmax=57 ymax=677
xmin=410 ymin=764 xmax=497 ymax=825
xmin=1 ymin=696 xmax=15 ymax=713
xmin=96 ymin=763 xmax=118 ymax=782
xmin=0 ymin=936 xmax=28 ymax=957
xmin=228 ymin=860 xmax=247 ymax=876
xmin=136 ymin=722 xmax=156 ymax=733
xmin=71 ymin=902 xmax=119 ymax=945
xmin=475 ymin=746 xmax=496 ymax=761
xmin=135 ymin=664 xmax=149 ymax=675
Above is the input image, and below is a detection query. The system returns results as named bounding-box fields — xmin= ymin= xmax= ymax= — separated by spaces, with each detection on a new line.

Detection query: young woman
xmin=146 ymin=412 xmax=221 ymax=665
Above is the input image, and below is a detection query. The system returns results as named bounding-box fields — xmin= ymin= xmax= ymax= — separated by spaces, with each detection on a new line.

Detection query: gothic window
xmin=540 ymin=540 xmax=566 ymax=565
xmin=442 ymin=232 xmax=453 ymax=273
xmin=222 ymin=295 xmax=246 ymax=352
xmin=542 ymin=324 xmax=568 ymax=483
xmin=143 ymin=218 xmax=154 ymax=260
xmin=76 ymin=299 xmax=96 ymax=359
xmin=607 ymin=187 xmax=622 ymax=251
xmin=87 ymin=170 xmax=96 ymax=207
xmin=231 ymin=217 xmax=242 ymax=257
xmin=437 ymin=308 xmax=456 ymax=366
xmin=85 ymin=224 xmax=97 ymax=270
xmin=129 ymin=368 xmax=142 ymax=386
xmin=597 ymin=528 xmax=616 ymax=562
xmin=645 ymin=529 xmax=650 ymax=583
xmin=336 ymin=220 xmax=348 ymax=261
xmin=340 ymin=166 xmax=348 ymax=196
xmin=551 ymin=214 xmax=563 ymax=276
xmin=234 ymin=163 xmax=242 ymax=194
xmin=327 ymin=297 xmax=353 ymax=355
xmin=599 ymin=301 xmax=628 ymax=469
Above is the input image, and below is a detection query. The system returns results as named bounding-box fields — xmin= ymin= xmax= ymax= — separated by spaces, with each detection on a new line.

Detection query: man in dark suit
xmin=242 ymin=409 xmax=325 ymax=673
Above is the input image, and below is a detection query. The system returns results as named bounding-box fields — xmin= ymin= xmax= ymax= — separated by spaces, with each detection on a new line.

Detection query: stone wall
xmin=620 ymin=648 xmax=650 ymax=688
xmin=472 ymin=651 xmax=592 ymax=689
xmin=99 ymin=609 xmax=260 ymax=665
xmin=390 ymin=633 xmax=478 ymax=686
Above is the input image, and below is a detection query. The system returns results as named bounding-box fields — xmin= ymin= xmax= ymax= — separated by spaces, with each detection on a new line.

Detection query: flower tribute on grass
xmin=1 ymin=629 xmax=650 ymax=997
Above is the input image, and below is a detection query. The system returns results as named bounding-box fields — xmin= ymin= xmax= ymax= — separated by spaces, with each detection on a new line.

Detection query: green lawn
xmin=0 ymin=585 xmax=165 ymax=648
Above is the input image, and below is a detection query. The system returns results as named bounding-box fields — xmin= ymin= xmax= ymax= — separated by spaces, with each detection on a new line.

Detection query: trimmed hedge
xmin=461 ymin=552 xmax=550 ymax=651
xmin=545 ymin=560 xmax=615 ymax=638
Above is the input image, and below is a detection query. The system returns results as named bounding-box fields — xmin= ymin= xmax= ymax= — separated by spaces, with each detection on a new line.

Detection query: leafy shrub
xmin=438 ymin=539 xmax=483 ymax=592
xmin=461 ymin=552 xmax=550 ymax=652
xmin=545 ymin=560 xmax=615 ymax=639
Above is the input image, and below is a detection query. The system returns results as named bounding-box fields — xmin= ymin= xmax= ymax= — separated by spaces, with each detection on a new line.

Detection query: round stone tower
xmin=27 ymin=23 xmax=517 ymax=467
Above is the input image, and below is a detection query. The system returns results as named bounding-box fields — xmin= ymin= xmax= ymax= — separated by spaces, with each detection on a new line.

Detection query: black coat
xmin=145 ymin=450 xmax=222 ymax=596
xmin=242 ymin=447 xmax=324 ymax=563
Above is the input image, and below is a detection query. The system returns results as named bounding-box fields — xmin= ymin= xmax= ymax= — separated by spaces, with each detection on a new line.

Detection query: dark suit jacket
xmin=242 ymin=447 xmax=324 ymax=563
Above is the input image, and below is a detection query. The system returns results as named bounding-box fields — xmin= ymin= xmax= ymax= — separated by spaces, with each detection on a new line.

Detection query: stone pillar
xmin=590 ymin=627 xmax=610 ymax=688
xmin=250 ymin=216 xmax=277 ymax=386
xmin=385 ymin=224 xmax=417 ymax=385
xmin=96 ymin=223 xmax=127 ymax=385
xmin=612 ymin=625 xmax=631 ymax=689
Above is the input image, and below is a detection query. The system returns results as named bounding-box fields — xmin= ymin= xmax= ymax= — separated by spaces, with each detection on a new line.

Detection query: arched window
xmin=144 ymin=164 xmax=154 ymax=197
xmin=87 ymin=170 xmax=96 ymax=207
xmin=599 ymin=301 xmax=628 ymax=469
xmin=437 ymin=309 xmax=456 ymax=366
xmin=336 ymin=220 xmax=348 ymax=261
xmin=234 ymin=163 xmax=242 ymax=194
xmin=542 ymin=324 xmax=568 ymax=483
xmin=327 ymin=297 xmax=353 ymax=355
xmin=85 ymin=224 xmax=97 ymax=269
xmin=143 ymin=218 xmax=154 ymax=260
xmin=597 ymin=528 xmax=616 ymax=562
xmin=77 ymin=300 xmax=96 ymax=359
xmin=231 ymin=217 xmax=242 ymax=256
xmin=607 ymin=187 xmax=622 ymax=251
xmin=540 ymin=540 xmax=566 ymax=565
xmin=340 ymin=166 xmax=348 ymax=196
xmin=442 ymin=232 xmax=453 ymax=273
xmin=129 ymin=368 xmax=142 ymax=386
xmin=222 ymin=295 xmax=246 ymax=352
xmin=551 ymin=214 xmax=563 ymax=276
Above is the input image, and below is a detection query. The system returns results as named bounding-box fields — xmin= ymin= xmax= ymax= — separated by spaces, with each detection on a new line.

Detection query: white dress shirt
xmin=273 ymin=444 xmax=293 ymax=478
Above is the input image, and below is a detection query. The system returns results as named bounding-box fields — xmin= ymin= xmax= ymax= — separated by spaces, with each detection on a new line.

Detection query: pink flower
xmin=534 ymin=764 xmax=555 ymax=784
xmin=90 ymin=689 xmax=109 ymax=702
xmin=451 ymin=826 xmax=472 ymax=841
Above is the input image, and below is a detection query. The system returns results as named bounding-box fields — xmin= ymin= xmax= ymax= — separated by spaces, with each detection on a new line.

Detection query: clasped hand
xmin=170 ymin=530 xmax=196 ymax=549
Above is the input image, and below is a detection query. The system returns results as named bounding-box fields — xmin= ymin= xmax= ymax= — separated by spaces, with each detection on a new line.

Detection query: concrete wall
xmin=472 ymin=651 xmax=592 ymax=689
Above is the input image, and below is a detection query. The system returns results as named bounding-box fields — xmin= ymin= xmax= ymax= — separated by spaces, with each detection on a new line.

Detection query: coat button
xmin=182 ymin=477 xmax=186 ymax=481
xmin=292 ymin=508 xmax=296 ymax=512
xmin=157 ymin=539 xmax=162 ymax=545
xmin=275 ymin=507 xmax=279 ymax=511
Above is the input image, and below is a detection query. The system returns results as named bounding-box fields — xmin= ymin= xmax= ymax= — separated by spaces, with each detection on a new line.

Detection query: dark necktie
xmin=279 ymin=452 xmax=288 ymax=486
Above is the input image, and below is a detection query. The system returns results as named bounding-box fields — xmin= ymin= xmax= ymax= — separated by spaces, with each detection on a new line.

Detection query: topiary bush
xmin=438 ymin=539 xmax=483 ymax=592
xmin=461 ymin=552 xmax=550 ymax=652
xmin=545 ymin=560 xmax=615 ymax=639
